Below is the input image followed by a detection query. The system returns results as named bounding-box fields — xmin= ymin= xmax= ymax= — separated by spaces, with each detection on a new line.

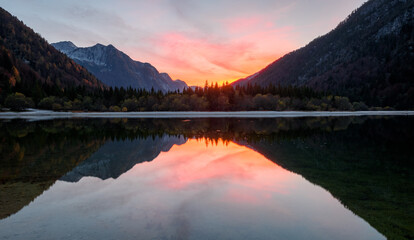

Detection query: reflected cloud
xmin=60 ymin=136 xmax=186 ymax=182
xmin=129 ymin=139 xmax=298 ymax=203
xmin=0 ymin=117 xmax=411 ymax=239
xmin=0 ymin=136 xmax=385 ymax=240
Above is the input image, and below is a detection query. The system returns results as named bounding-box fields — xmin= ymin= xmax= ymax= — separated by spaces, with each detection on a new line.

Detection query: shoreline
xmin=1 ymin=110 xmax=414 ymax=120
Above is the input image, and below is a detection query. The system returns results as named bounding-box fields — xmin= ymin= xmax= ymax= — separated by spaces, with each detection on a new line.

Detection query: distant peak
xmin=90 ymin=43 xmax=118 ymax=51
xmin=92 ymin=43 xmax=105 ymax=48
xmin=52 ymin=41 xmax=78 ymax=54
xmin=54 ymin=41 xmax=77 ymax=48
xmin=160 ymin=73 xmax=169 ymax=77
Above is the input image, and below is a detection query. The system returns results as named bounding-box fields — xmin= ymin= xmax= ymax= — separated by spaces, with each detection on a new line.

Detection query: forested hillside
xmin=0 ymin=7 xmax=105 ymax=106
xmin=234 ymin=0 xmax=414 ymax=109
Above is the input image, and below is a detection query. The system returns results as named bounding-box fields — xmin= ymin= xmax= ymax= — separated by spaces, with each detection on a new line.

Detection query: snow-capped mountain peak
xmin=68 ymin=44 xmax=109 ymax=66
xmin=51 ymin=41 xmax=77 ymax=54
xmin=52 ymin=41 xmax=188 ymax=92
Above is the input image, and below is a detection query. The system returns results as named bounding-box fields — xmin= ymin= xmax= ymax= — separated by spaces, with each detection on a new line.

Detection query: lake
xmin=0 ymin=117 xmax=413 ymax=240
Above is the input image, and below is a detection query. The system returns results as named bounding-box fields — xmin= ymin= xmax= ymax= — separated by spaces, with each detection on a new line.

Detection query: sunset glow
xmin=0 ymin=0 xmax=411 ymax=234
xmin=3 ymin=137 xmax=383 ymax=240
xmin=129 ymin=139 xmax=293 ymax=196
xmin=0 ymin=0 xmax=366 ymax=86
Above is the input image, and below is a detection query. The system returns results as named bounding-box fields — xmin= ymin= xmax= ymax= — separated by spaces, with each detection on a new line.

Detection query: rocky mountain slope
xmin=52 ymin=41 xmax=188 ymax=92
xmin=233 ymin=0 xmax=414 ymax=109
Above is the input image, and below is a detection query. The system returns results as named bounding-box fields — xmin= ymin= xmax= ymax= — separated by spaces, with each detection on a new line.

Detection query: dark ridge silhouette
xmin=233 ymin=0 xmax=414 ymax=109
xmin=0 ymin=7 xmax=105 ymax=104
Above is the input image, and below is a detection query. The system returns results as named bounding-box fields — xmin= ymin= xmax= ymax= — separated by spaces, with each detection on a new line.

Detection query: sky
xmin=0 ymin=0 xmax=366 ymax=86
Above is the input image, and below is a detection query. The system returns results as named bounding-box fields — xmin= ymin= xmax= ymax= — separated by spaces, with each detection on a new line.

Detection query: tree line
xmin=1 ymin=78 xmax=380 ymax=111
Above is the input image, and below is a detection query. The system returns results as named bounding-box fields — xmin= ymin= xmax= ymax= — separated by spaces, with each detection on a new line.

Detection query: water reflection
xmin=0 ymin=139 xmax=384 ymax=240
xmin=61 ymin=136 xmax=186 ymax=182
xmin=0 ymin=117 xmax=413 ymax=239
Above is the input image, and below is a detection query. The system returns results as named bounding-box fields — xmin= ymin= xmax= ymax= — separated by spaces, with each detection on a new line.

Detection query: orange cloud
xmin=152 ymin=32 xmax=254 ymax=76
xmin=128 ymin=139 xmax=295 ymax=205
xmin=126 ymin=18 xmax=298 ymax=86
xmin=5 ymin=0 xmax=365 ymax=87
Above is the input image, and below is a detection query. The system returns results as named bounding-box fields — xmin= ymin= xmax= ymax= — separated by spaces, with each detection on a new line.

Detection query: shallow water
xmin=0 ymin=117 xmax=413 ymax=239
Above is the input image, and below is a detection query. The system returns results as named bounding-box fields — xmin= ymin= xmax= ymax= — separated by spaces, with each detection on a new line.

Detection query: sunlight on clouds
xmin=0 ymin=0 xmax=366 ymax=86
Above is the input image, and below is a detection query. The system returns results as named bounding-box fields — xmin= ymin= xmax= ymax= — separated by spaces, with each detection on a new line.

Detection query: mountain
xmin=0 ymin=7 xmax=105 ymax=101
xmin=233 ymin=0 xmax=414 ymax=109
xmin=51 ymin=41 xmax=77 ymax=53
xmin=52 ymin=41 xmax=188 ymax=92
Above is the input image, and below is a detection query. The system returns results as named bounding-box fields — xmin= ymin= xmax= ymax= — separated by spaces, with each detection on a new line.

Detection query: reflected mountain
xmin=0 ymin=120 xmax=106 ymax=219
xmin=61 ymin=136 xmax=186 ymax=182
xmin=0 ymin=117 xmax=413 ymax=239
xmin=58 ymin=117 xmax=359 ymax=182
xmin=0 ymin=117 xmax=352 ymax=220
xmin=237 ymin=118 xmax=414 ymax=240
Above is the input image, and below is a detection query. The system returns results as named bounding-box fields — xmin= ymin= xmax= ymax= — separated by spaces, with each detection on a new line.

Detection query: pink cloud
xmin=3 ymin=0 xmax=366 ymax=86
xmin=148 ymin=32 xmax=254 ymax=82
xmin=128 ymin=139 xmax=295 ymax=200
xmin=122 ymin=13 xmax=300 ymax=86
xmin=223 ymin=16 xmax=264 ymax=34
xmin=135 ymin=25 xmax=297 ymax=85
xmin=152 ymin=150 xmax=255 ymax=190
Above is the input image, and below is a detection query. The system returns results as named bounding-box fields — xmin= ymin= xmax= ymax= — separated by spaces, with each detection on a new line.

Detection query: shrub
xmin=122 ymin=98 xmax=139 ymax=111
xmin=352 ymin=102 xmax=369 ymax=111
xmin=334 ymin=96 xmax=352 ymax=110
xmin=38 ymin=96 xmax=58 ymax=109
xmin=4 ymin=93 xmax=34 ymax=111
xmin=109 ymin=105 xmax=121 ymax=112
xmin=63 ymin=101 xmax=73 ymax=110
xmin=72 ymin=99 xmax=82 ymax=110
xmin=52 ymin=103 xmax=62 ymax=111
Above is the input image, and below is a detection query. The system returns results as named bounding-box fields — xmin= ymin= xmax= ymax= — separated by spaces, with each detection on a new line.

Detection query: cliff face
xmin=234 ymin=0 xmax=414 ymax=108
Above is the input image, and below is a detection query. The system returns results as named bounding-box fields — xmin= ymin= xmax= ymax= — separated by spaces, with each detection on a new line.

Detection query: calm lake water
xmin=0 ymin=117 xmax=413 ymax=240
